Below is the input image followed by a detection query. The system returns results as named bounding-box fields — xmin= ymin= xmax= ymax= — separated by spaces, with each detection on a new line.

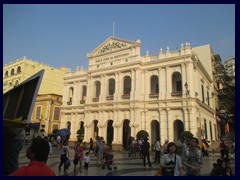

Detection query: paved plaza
xmin=18 ymin=144 xmax=235 ymax=176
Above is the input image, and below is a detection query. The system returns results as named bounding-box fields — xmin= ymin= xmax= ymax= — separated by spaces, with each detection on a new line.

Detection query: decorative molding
xmin=98 ymin=41 xmax=127 ymax=54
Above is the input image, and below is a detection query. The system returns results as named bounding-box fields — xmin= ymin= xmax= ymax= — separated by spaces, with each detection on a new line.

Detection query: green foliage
xmin=180 ymin=131 xmax=194 ymax=139
xmin=136 ymin=130 xmax=149 ymax=139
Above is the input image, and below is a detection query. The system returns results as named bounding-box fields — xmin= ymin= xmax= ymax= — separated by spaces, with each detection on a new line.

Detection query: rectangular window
xmin=53 ymin=107 xmax=60 ymax=120
xmin=207 ymin=91 xmax=210 ymax=105
xmin=202 ymin=85 xmax=205 ymax=102
xmin=36 ymin=106 xmax=41 ymax=120
xmin=52 ymin=124 xmax=59 ymax=131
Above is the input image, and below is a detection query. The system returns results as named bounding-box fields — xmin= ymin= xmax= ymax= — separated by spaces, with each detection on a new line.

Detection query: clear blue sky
xmin=3 ymin=4 xmax=235 ymax=70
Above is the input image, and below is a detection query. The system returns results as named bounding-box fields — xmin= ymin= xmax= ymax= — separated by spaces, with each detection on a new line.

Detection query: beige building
xmin=60 ymin=36 xmax=217 ymax=148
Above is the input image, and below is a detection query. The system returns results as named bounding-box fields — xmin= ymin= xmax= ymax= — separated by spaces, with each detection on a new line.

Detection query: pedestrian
xmin=56 ymin=135 xmax=61 ymax=150
xmin=84 ymin=152 xmax=90 ymax=171
xmin=127 ymin=136 xmax=133 ymax=159
xmin=154 ymin=138 xmax=161 ymax=164
xmin=142 ymin=137 xmax=152 ymax=167
xmin=183 ymin=137 xmax=202 ymax=176
xmin=96 ymin=136 xmax=104 ymax=167
xmin=44 ymin=136 xmax=52 ymax=155
xmin=162 ymin=139 xmax=169 ymax=154
xmin=88 ymin=138 xmax=94 ymax=154
xmin=58 ymin=140 xmax=70 ymax=173
xmin=160 ymin=142 xmax=183 ymax=176
xmin=181 ymin=137 xmax=190 ymax=163
xmin=9 ymin=137 xmax=56 ymax=176
xmin=73 ymin=141 xmax=84 ymax=173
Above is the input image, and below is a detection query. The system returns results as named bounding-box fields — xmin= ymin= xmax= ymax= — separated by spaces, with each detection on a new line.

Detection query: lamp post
xmin=184 ymin=82 xmax=189 ymax=97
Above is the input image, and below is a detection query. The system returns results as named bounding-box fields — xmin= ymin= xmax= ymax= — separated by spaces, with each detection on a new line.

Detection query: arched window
xmin=123 ymin=76 xmax=131 ymax=95
xmin=95 ymin=81 xmax=101 ymax=97
xmin=15 ymin=80 xmax=19 ymax=86
xmin=5 ymin=71 xmax=9 ymax=77
xmin=11 ymin=69 xmax=15 ymax=75
xmin=17 ymin=66 xmax=21 ymax=73
xmin=150 ymin=75 xmax=159 ymax=94
xmin=108 ymin=78 xmax=115 ymax=95
xmin=82 ymin=85 xmax=87 ymax=100
xmin=68 ymin=87 xmax=74 ymax=105
xmin=80 ymin=85 xmax=87 ymax=104
xmin=171 ymin=72 xmax=182 ymax=97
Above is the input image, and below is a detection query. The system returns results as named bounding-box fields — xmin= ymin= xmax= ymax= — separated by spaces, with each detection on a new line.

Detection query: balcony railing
xmin=121 ymin=94 xmax=130 ymax=99
xmin=171 ymin=91 xmax=182 ymax=97
xmin=92 ymin=97 xmax=99 ymax=102
xmin=67 ymin=101 xmax=72 ymax=105
xmin=80 ymin=100 xmax=85 ymax=104
xmin=149 ymin=93 xmax=159 ymax=98
xmin=106 ymin=95 xmax=114 ymax=100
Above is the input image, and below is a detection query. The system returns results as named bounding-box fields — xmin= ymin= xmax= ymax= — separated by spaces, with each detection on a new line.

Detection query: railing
xmin=67 ymin=101 xmax=72 ymax=105
xmin=106 ymin=95 xmax=114 ymax=100
xmin=171 ymin=91 xmax=182 ymax=97
xmin=149 ymin=93 xmax=159 ymax=98
xmin=92 ymin=97 xmax=99 ymax=102
xmin=121 ymin=94 xmax=130 ymax=99
xmin=80 ymin=100 xmax=85 ymax=104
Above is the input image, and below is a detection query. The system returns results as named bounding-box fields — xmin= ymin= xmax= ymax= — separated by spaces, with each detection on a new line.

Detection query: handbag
xmin=154 ymin=167 xmax=163 ymax=176
xmin=162 ymin=155 xmax=176 ymax=176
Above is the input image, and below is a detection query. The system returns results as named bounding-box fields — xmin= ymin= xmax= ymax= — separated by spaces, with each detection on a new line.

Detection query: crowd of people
xmin=5 ymin=133 xmax=234 ymax=176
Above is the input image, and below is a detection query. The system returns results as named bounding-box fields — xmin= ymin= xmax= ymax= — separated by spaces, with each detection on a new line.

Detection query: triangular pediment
xmin=87 ymin=36 xmax=141 ymax=57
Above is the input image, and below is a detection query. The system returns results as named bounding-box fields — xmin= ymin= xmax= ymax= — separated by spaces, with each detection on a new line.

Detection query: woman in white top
xmin=160 ymin=142 xmax=183 ymax=176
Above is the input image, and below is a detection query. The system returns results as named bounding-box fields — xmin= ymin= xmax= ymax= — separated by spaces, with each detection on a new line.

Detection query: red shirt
xmin=9 ymin=161 xmax=56 ymax=176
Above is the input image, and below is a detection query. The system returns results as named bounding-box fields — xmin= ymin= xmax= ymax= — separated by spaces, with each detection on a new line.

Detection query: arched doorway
xmin=107 ymin=120 xmax=114 ymax=148
xmin=122 ymin=119 xmax=131 ymax=149
xmin=151 ymin=120 xmax=160 ymax=145
xmin=173 ymin=119 xmax=184 ymax=142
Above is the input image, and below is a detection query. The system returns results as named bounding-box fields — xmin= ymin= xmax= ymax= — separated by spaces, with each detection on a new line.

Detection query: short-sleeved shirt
xmin=185 ymin=150 xmax=202 ymax=176
xmin=9 ymin=161 xmax=56 ymax=176
xmin=160 ymin=153 xmax=182 ymax=176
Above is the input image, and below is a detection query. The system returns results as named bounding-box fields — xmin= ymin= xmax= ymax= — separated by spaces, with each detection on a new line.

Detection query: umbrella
xmin=57 ymin=128 xmax=70 ymax=136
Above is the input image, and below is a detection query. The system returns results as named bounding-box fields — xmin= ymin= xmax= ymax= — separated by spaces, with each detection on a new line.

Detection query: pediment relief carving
xmin=87 ymin=36 xmax=141 ymax=58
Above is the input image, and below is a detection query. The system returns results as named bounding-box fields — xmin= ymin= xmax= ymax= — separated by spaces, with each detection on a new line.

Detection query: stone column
xmin=166 ymin=108 xmax=171 ymax=141
xmin=166 ymin=66 xmax=171 ymax=99
xmin=115 ymin=73 xmax=119 ymax=101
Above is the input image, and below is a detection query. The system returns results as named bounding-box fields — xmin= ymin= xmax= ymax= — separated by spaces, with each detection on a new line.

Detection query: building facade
xmin=60 ymin=36 xmax=217 ymax=148
xmin=224 ymin=56 xmax=235 ymax=78
xmin=3 ymin=57 xmax=68 ymax=136
xmin=27 ymin=94 xmax=62 ymax=137
xmin=3 ymin=56 xmax=68 ymax=94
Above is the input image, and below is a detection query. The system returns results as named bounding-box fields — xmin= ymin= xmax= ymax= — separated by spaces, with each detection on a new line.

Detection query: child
xmin=83 ymin=152 xmax=90 ymax=171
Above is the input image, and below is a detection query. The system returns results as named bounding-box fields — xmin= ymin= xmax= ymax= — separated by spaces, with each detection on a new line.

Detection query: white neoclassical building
xmin=60 ymin=36 xmax=217 ymax=149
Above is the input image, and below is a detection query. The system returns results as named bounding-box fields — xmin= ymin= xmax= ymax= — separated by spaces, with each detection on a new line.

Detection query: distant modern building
xmin=3 ymin=57 xmax=68 ymax=135
xmin=224 ymin=56 xmax=235 ymax=77
xmin=60 ymin=36 xmax=217 ymax=149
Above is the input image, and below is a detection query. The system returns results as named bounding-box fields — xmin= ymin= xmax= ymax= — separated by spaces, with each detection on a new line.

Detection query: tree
xmin=136 ymin=130 xmax=149 ymax=139
xmin=180 ymin=131 xmax=194 ymax=139
xmin=76 ymin=128 xmax=84 ymax=142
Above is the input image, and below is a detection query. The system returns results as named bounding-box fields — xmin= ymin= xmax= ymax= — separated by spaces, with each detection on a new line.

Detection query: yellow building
xmin=3 ymin=56 xmax=68 ymax=94
xmin=29 ymin=94 xmax=62 ymax=137
xmin=3 ymin=57 xmax=68 ymax=136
